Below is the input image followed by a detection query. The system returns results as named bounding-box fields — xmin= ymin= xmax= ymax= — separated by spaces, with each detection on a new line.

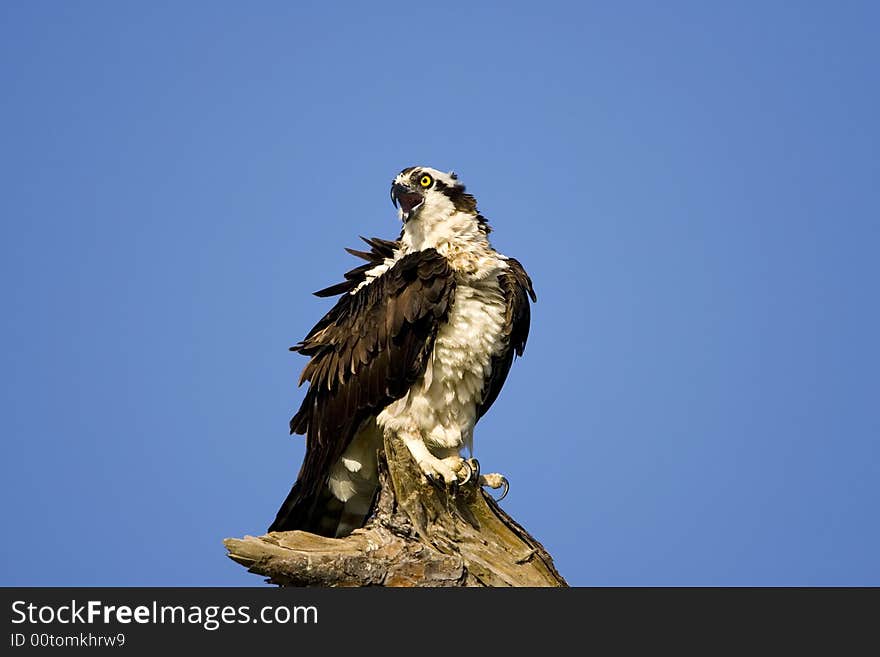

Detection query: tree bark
xmin=224 ymin=435 xmax=567 ymax=587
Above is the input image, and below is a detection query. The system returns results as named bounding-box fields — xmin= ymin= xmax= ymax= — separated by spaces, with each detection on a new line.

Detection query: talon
xmin=496 ymin=476 xmax=509 ymax=501
xmin=467 ymin=458 xmax=481 ymax=483
xmin=459 ymin=459 xmax=474 ymax=486
xmin=479 ymin=473 xmax=510 ymax=501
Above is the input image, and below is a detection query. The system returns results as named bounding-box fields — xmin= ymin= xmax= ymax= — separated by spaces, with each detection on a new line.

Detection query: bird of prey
xmin=269 ymin=166 xmax=536 ymax=537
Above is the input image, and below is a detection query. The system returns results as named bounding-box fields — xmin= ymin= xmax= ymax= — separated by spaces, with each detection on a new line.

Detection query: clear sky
xmin=2 ymin=1 xmax=878 ymax=586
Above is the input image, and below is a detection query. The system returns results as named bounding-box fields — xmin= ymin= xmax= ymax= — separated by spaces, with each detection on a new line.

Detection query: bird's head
xmin=390 ymin=166 xmax=482 ymax=224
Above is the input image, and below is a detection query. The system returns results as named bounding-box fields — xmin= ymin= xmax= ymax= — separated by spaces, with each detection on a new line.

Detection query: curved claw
xmin=459 ymin=459 xmax=474 ymax=486
xmin=495 ymin=476 xmax=509 ymax=501
xmin=479 ymin=473 xmax=510 ymax=501
xmin=467 ymin=458 xmax=481 ymax=483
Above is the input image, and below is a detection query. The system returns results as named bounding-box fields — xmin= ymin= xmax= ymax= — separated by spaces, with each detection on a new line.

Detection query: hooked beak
xmin=390 ymin=182 xmax=424 ymax=222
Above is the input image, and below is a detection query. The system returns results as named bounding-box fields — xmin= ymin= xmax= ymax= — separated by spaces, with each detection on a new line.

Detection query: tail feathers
xmin=269 ymin=481 xmax=333 ymax=534
xmin=336 ymin=487 xmax=379 ymax=537
xmin=269 ymin=481 xmax=376 ymax=537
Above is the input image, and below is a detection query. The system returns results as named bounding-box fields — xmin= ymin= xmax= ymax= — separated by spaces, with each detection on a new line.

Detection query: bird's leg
xmin=402 ymin=436 xmax=459 ymax=485
xmin=479 ymin=472 xmax=510 ymax=500
xmin=455 ymin=457 xmax=510 ymax=500
xmin=456 ymin=457 xmax=480 ymax=486
xmin=401 ymin=437 xmax=505 ymax=499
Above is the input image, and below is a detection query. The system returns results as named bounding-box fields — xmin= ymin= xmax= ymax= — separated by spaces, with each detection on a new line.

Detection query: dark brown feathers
xmin=312 ymin=236 xmax=399 ymax=298
xmin=434 ymin=179 xmax=492 ymax=235
xmin=476 ymin=258 xmax=536 ymax=420
xmin=270 ymin=247 xmax=456 ymax=533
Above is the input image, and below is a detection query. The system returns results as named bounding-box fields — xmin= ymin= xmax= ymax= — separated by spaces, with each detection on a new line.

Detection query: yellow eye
xmin=419 ymin=174 xmax=433 ymax=188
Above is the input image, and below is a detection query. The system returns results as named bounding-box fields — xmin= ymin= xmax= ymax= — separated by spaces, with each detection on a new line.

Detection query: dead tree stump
xmin=224 ymin=435 xmax=567 ymax=587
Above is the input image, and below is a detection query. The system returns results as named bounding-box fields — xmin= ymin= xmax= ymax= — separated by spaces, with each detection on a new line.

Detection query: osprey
xmin=270 ymin=166 xmax=536 ymax=537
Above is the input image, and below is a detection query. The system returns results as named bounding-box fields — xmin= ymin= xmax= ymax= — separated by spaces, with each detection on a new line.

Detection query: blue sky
xmin=1 ymin=1 xmax=878 ymax=586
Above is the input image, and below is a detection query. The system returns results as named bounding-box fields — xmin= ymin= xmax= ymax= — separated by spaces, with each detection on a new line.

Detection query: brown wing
xmin=311 ymin=236 xmax=399 ymax=298
xmin=270 ymin=247 xmax=456 ymax=531
xmin=476 ymin=258 xmax=536 ymax=421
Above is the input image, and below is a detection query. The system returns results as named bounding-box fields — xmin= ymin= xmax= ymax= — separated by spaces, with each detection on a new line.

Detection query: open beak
xmin=390 ymin=183 xmax=424 ymax=222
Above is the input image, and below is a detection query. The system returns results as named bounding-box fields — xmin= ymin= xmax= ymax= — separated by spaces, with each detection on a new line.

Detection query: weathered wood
xmin=224 ymin=434 xmax=567 ymax=587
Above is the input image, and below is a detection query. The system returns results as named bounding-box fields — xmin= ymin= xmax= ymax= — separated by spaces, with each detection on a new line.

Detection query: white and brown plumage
xmin=270 ymin=166 xmax=536 ymax=537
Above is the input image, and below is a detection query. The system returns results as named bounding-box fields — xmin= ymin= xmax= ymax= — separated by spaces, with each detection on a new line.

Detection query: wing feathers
xmin=272 ymin=247 xmax=455 ymax=532
xmin=476 ymin=258 xmax=536 ymax=420
xmin=344 ymin=247 xmax=377 ymax=261
xmin=312 ymin=236 xmax=401 ymax=297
